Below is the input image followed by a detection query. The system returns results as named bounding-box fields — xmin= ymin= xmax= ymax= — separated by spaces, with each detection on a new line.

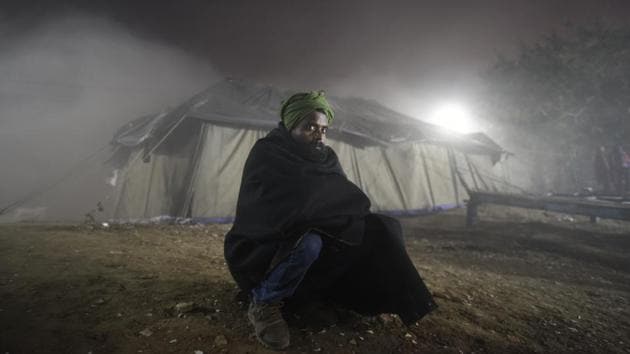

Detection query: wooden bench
xmin=466 ymin=191 xmax=630 ymax=226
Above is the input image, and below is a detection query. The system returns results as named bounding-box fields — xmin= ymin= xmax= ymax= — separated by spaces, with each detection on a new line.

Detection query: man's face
xmin=290 ymin=111 xmax=328 ymax=150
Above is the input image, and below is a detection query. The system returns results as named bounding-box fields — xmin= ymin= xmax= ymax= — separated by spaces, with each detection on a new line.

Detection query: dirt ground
xmin=1 ymin=207 xmax=629 ymax=354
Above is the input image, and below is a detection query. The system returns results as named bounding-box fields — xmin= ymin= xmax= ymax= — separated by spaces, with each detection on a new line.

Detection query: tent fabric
xmin=112 ymin=123 xmax=519 ymax=220
xmin=113 ymin=149 xmax=194 ymax=218
xmin=112 ymin=112 xmax=168 ymax=147
xmin=112 ymin=119 xmax=203 ymax=218
xmin=110 ymin=79 xmax=519 ymax=221
xmin=190 ymin=125 xmax=267 ymax=218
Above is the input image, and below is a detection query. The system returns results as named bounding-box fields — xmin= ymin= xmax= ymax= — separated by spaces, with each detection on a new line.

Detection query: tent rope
xmin=0 ymin=143 xmax=111 ymax=216
xmin=422 ymin=148 xmax=533 ymax=196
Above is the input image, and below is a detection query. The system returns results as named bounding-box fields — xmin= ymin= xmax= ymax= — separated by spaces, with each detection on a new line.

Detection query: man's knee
xmin=299 ymin=232 xmax=322 ymax=264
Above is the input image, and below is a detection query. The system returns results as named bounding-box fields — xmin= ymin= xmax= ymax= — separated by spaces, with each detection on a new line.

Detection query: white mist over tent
xmin=0 ymin=15 xmax=217 ymax=221
xmin=427 ymin=102 xmax=477 ymax=134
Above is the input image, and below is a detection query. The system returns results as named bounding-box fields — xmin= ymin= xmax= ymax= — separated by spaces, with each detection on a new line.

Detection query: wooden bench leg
xmin=466 ymin=201 xmax=479 ymax=227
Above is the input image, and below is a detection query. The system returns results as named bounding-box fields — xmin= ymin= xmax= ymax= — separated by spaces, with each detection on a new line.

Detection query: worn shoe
xmin=247 ymin=301 xmax=290 ymax=350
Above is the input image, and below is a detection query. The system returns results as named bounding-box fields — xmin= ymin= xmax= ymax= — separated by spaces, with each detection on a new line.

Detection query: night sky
xmin=3 ymin=0 xmax=630 ymax=106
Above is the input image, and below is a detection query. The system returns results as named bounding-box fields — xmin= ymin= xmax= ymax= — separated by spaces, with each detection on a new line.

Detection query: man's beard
xmin=297 ymin=141 xmax=328 ymax=162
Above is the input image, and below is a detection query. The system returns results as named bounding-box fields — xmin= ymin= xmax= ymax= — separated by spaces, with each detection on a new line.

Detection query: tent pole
xmin=142 ymin=113 xmax=188 ymax=160
xmin=420 ymin=145 xmax=436 ymax=210
xmin=381 ymin=147 xmax=409 ymax=211
xmin=465 ymin=155 xmax=480 ymax=190
xmin=178 ymin=123 xmax=209 ymax=217
xmin=142 ymin=157 xmax=158 ymax=218
xmin=351 ymin=147 xmax=364 ymax=191
xmin=447 ymin=147 xmax=461 ymax=206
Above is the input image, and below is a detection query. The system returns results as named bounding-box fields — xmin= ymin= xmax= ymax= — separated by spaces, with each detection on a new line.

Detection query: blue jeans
xmin=251 ymin=231 xmax=323 ymax=304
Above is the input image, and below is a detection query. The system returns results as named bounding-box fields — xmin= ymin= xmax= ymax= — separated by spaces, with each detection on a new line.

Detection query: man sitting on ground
xmin=224 ymin=91 xmax=436 ymax=350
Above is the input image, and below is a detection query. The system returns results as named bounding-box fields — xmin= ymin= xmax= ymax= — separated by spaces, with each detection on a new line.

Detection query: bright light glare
xmin=428 ymin=102 xmax=476 ymax=134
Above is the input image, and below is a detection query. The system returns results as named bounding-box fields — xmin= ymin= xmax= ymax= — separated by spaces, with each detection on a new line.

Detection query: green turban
xmin=280 ymin=91 xmax=334 ymax=131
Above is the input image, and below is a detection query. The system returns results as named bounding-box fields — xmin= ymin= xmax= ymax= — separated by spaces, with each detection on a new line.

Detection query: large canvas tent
xmin=109 ymin=79 xmax=520 ymax=222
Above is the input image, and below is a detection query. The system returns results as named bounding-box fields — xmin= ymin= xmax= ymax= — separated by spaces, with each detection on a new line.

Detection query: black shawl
xmin=227 ymin=124 xmax=371 ymax=243
xmin=224 ymin=124 xmax=436 ymax=324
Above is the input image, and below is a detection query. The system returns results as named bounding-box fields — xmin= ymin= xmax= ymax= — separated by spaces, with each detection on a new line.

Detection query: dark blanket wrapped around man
xmin=224 ymin=123 xmax=437 ymax=324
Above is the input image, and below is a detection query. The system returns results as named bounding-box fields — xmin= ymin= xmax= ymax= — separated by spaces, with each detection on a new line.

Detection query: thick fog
xmin=0 ymin=15 xmax=216 ymax=221
xmin=2 ymin=1 xmax=629 ymax=221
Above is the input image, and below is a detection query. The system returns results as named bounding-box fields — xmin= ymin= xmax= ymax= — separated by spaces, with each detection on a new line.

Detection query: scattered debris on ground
xmin=1 ymin=208 xmax=629 ymax=353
